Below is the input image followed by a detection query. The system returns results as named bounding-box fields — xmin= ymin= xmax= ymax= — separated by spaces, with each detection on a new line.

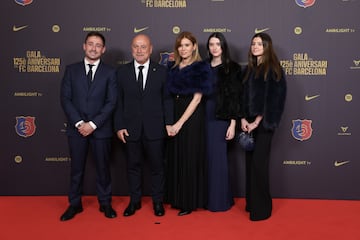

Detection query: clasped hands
xmin=241 ymin=119 xmax=258 ymax=133
xmin=77 ymin=122 xmax=95 ymax=137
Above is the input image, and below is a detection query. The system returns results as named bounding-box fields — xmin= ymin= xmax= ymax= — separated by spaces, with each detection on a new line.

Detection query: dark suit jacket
xmin=114 ymin=60 xmax=173 ymax=141
xmin=60 ymin=60 xmax=118 ymax=138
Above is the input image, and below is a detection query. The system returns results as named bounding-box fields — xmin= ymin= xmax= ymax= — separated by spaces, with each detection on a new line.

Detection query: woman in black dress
xmin=165 ymin=31 xmax=212 ymax=216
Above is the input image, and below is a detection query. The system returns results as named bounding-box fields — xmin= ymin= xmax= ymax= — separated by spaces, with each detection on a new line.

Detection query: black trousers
xmin=125 ymin=135 xmax=165 ymax=204
xmin=245 ymin=124 xmax=274 ymax=221
xmin=68 ymin=136 xmax=112 ymax=207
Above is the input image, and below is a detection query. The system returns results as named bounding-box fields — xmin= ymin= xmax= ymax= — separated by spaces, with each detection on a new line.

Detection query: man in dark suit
xmin=114 ymin=34 xmax=173 ymax=217
xmin=60 ymin=31 xmax=118 ymax=221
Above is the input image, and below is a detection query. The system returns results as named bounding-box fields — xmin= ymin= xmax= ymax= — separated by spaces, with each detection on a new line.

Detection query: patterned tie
xmin=138 ymin=65 xmax=144 ymax=92
xmin=87 ymin=64 xmax=94 ymax=85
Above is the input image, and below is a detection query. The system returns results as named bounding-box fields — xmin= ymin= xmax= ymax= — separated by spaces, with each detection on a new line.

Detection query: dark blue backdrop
xmin=1 ymin=0 xmax=359 ymax=199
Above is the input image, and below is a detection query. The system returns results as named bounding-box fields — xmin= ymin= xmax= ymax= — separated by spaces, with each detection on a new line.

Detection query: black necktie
xmin=138 ymin=65 xmax=144 ymax=92
xmin=87 ymin=64 xmax=94 ymax=85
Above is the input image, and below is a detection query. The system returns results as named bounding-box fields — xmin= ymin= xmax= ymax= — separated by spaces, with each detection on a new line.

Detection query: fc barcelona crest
xmin=159 ymin=52 xmax=174 ymax=66
xmin=15 ymin=0 xmax=33 ymax=6
xmin=15 ymin=116 xmax=36 ymax=138
xmin=291 ymin=119 xmax=313 ymax=141
xmin=295 ymin=0 xmax=316 ymax=8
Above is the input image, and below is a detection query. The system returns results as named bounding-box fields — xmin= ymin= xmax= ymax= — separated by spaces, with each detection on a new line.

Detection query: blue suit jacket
xmin=114 ymin=60 xmax=173 ymax=141
xmin=60 ymin=60 xmax=118 ymax=138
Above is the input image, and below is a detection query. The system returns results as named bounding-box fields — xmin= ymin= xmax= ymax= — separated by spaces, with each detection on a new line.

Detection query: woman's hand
xmin=225 ymin=119 xmax=236 ymax=140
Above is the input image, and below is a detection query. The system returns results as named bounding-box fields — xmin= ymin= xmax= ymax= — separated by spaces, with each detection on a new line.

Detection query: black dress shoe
xmin=123 ymin=202 xmax=141 ymax=217
xmin=99 ymin=205 xmax=117 ymax=218
xmin=60 ymin=205 xmax=83 ymax=221
xmin=178 ymin=209 xmax=192 ymax=216
xmin=153 ymin=202 xmax=165 ymax=216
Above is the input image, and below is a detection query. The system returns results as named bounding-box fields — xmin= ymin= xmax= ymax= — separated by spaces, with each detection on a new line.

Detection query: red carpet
xmin=0 ymin=196 xmax=359 ymax=240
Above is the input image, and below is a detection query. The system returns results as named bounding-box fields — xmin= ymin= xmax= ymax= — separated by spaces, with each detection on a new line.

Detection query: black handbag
xmin=237 ymin=131 xmax=255 ymax=151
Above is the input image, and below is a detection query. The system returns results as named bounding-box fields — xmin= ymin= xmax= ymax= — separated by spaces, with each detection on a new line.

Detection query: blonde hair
xmin=172 ymin=31 xmax=202 ymax=68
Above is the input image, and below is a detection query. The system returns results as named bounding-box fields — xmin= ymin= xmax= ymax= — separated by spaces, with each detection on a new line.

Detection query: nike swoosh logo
xmin=334 ymin=161 xmax=350 ymax=167
xmin=254 ymin=27 xmax=270 ymax=34
xmin=13 ymin=25 xmax=29 ymax=32
xmin=134 ymin=26 xmax=149 ymax=33
xmin=305 ymin=94 xmax=320 ymax=101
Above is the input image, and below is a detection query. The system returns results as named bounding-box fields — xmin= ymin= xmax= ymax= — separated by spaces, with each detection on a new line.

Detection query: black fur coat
xmin=213 ymin=61 xmax=242 ymax=120
xmin=242 ymin=67 xmax=287 ymax=130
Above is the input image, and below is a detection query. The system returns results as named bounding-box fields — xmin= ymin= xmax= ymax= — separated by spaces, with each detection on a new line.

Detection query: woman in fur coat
xmin=205 ymin=32 xmax=242 ymax=212
xmin=165 ymin=31 xmax=212 ymax=216
xmin=241 ymin=32 xmax=286 ymax=221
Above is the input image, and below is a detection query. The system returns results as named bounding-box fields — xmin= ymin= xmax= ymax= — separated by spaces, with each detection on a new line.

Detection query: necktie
xmin=87 ymin=64 xmax=94 ymax=85
xmin=138 ymin=65 xmax=144 ymax=91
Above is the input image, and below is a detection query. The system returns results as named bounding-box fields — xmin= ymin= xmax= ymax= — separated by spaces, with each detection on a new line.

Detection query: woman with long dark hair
xmin=241 ymin=32 xmax=286 ymax=221
xmin=205 ymin=32 xmax=242 ymax=212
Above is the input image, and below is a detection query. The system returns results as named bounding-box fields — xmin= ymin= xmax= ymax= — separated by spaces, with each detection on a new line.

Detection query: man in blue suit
xmin=60 ymin=31 xmax=118 ymax=221
xmin=114 ymin=34 xmax=173 ymax=217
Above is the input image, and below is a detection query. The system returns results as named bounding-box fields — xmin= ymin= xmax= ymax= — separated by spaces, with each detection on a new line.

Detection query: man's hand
xmin=77 ymin=122 xmax=95 ymax=137
xmin=117 ymin=129 xmax=129 ymax=143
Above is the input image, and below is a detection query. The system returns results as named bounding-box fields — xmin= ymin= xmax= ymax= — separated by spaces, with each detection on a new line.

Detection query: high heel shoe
xmin=178 ymin=209 xmax=192 ymax=216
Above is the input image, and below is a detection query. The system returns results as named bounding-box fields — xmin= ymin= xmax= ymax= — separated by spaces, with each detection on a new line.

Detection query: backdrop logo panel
xmin=281 ymin=53 xmax=328 ymax=76
xmin=338 ymin=126 xmax=351 ymax=136
xmin=83 ymin=26 xmax=111 ymax=32
xmin=344 ymin=94 xmax=352 ymax=102
xmin=325 ymin=28 xmax=356 ymax=33
xmin=334 ymin=160 xmax=350 ymax=167
xmin=13 ymin=25 xmax=29 ymax=32
xmin=15 ymin=116 xmax=36 ymax=138
xmin=350 ymin=60 xmax=360 ymax=69
xmin=14 ymin=0 xmax=33 ymax=6
xmin=304 ymin=94 xmax=320 ymax=102
xmin=255 ymin=27 xmax=270 ymax=34
xmin=291 ymin=119 xmax=313 ymax=141
xmin=134 ymin=26 xmax=149 ymax=33
xmin=203 ymin=27 xmax=231 ymax=33
xmin=159 ymin=52 xmax=174 ymax=66
xmin=13 ymin=50 xmax=61 ymax=73
xmin=283 ymin=160 xmax=311 ymax=166
xmin=295 ymin=0 xmax=315 ymax=8
xmin=143 ymin=0 xmax=187 ymax=8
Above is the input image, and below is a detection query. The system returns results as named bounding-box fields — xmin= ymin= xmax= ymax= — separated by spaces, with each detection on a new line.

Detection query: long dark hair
xmin=206 ymin=32 xmax=232 ymax=73
xmin=244 ymin=32 xmax=282 ymax=82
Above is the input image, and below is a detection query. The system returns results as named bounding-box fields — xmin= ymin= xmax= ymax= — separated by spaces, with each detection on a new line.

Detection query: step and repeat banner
xmin=1 ymin=0 xmax=359 ymax=199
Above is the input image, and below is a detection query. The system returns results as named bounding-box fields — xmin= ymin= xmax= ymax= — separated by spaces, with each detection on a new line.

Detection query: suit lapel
xmin=77 ymin=62 xmax=90 ymax=91
xmin=144 ymin=61 xmax=157 ymax=94
xmin=129 ymin=62 xmax=143 ymax=96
